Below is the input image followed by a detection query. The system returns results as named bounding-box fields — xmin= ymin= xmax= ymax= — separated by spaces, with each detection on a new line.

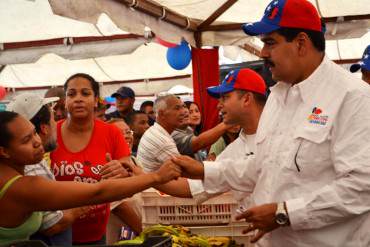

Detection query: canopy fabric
xmin=1 ymin=0 xmax=369 ymax=92
xmin=48 ymin=0 xmax=370 ymax=60
xmin=0 ymin=0 xmax=192 ymax=92
xmin=0 ymin=0 xmax=149 ymax=65
xmin=150 ymin=0 xmax=370 ymax=22
xmin=0 ymin=42 xmax=192 ymax=90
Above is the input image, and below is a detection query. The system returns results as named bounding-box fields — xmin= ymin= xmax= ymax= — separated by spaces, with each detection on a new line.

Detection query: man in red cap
xmin=173 ymin=0 xmax=370 ymax=246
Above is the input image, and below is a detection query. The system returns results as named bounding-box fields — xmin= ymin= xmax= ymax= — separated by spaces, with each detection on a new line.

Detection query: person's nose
xmin=260 ymin=44 xmax=270 ymax=59
xmin=33 ymin=133 xmax=43 ymax=148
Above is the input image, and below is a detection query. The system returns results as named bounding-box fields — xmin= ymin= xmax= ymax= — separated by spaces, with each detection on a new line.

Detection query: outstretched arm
xmin=11 ymin=161 xmax=181 ymax=213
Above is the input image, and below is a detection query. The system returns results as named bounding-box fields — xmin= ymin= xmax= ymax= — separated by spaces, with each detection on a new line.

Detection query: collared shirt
xmin=137 ymin=123 xmax=179 ymax=172
xmin=24 ymin=155 xmax=63 ymax=231
xmin=202 ymin=56 xmax=370 ymax=246
xmin=188 ymin=131 xmax=255 ymax=209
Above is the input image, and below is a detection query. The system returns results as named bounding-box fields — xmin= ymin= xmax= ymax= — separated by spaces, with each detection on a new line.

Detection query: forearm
xmin=40 ymin=209 xmax=75 ymax=236
xmin=113 ymin=201 xmax=142 ymax=233
xmin=287 ymin=168 xmax=370 ymax=230
xmin=203 ymin=157 xmax=256 ymax=194
xmin=26 ymin=173 xmax=161 ymax=212
xmin=93 ymin=173 xmax=161 ymax=204
xmin=191 ymin=123 xmax=227 ymax=152
xmin=154 ymin=178 xmax=192 ymax=198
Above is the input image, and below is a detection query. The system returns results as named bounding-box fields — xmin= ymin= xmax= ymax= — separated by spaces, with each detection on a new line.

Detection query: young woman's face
xmin=189 ymin=103 xmax=201 ymax=126
xmin=65 ymin=77 xmax=97 ymax=119
xmin=2 ymin=116 xmax=44 ymax=165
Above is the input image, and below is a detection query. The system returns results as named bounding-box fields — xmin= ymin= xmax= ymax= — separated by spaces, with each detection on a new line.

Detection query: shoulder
xmin=325 ymin=60 xmax=370 ymax=97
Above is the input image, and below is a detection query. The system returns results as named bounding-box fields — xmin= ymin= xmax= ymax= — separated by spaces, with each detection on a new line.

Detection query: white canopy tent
xmin=0 ymin=0 xmax=193 ymax=98
xmin=0 ymin=0 xmax=149 ymax=64
xmin=0 ymin=0 xmax=369 ymax=97
xmin=48 ymin=0 xmax=370 ymax=61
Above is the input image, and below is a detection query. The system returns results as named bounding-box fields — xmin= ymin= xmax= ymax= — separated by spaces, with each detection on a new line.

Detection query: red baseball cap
xmin=243 ymin=0 xmax=321 ymax=36
xmin=207 ymin=68 xmax=266 ymax=98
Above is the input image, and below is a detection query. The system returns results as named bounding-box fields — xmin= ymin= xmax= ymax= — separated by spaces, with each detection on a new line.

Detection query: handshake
xmin=121 ymin=155 xmax=205 ymax=185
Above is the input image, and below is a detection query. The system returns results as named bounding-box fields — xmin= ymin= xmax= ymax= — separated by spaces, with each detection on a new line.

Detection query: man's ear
xmin=0 ymin=146 xmax=10 ymax=159
xmin=243 ymin=92 xmax=252 ymax=107
xmin=158 ymin=109 xmax=165 ymax=118
xmin=295 ymin=32 xmax=309 ymax=56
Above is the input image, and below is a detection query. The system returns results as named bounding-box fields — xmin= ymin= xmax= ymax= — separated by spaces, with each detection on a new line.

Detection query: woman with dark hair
xmin=184 ymin=101 xmax=202 ymax=135
xmin=50 ymin=73 xmax=132 ymax=245
xmin=0 ymin=111 xmax=180 ymax=245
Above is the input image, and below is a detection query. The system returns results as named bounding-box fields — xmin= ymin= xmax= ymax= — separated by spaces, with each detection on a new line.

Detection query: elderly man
xmin=137 ymin=94 xmax=185 ymax=172
xmin=173 ymin=0 xmax=370 ymax=246
xmin=350 ymin=44 xmax=370 ymax=84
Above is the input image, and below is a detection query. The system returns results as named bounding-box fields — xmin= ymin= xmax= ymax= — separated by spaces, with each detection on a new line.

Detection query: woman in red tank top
xmin=51 ymin=73 xmax=132 ymax=244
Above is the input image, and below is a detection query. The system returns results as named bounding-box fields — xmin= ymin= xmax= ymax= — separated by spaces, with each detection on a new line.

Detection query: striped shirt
xmin=24 ymin=154 xmax=63 ymax=230
xmin=137 ymin=123 xmax=179 ymax=172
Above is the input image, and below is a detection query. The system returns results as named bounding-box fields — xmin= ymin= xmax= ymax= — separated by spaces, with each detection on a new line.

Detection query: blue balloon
xmin=166 ymin=40 xmax=192 ymax=70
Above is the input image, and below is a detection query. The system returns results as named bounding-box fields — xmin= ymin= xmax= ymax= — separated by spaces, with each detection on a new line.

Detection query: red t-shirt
xmin=51 ymin=119 xmax=130 ymax=243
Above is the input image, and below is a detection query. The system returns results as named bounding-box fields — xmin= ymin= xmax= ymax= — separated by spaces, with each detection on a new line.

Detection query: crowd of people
xmin=1 ymin=0 xmax=370 ymax=246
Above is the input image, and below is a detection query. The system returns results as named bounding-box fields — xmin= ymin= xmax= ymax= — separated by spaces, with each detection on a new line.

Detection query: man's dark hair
xmin=30 ymin=105 xmax=51 ymax=134
xmin=0 ymin=111 xmax=19 ymax=148
xmin=276 ymin=27 xmax=325 ymax=52
xmin=126 ymin=110 xmax=147 ymax=126
xmin=235 ymin=89 xmax=267 ymax=106
xmin=140 ymin=101 xmax=154 ymax=111
xmin=64 ymin=73 xmax=100 ymax=97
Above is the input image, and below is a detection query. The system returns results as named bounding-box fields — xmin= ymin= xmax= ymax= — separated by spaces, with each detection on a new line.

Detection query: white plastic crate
xmin=141 ymin=189 xmax=241 ymax=226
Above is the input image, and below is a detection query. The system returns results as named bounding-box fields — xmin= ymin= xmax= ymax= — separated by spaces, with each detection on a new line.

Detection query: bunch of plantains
xmin=115 ymin=224 xmax=243 ymax=247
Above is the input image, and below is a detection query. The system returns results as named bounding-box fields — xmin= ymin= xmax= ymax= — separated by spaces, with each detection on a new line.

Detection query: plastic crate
xmin=141 ymin=189 xmax=241 ymax=226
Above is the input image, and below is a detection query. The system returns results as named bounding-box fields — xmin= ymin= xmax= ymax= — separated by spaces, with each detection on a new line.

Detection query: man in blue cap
xmin=172 ymin=0 xmax=370 ymax=246
xmin=350 ymin=45 xmax=370 ymax=84
xmin=106 ymin=86 xmax=136 ymax=121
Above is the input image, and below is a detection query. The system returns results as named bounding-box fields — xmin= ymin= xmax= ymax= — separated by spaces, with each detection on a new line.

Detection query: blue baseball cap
xmin=350 ymin=45 xmax=370 ymax=73
xmin=111 ymin=86 xmax=135 ymax=99
xmin=242 ymin=0 xmax=322 ymax=36
xmin=207 ymin=69 xmax=266 ymax=98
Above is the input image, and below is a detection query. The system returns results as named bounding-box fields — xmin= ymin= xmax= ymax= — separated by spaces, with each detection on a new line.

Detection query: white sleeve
xmin=187 ymin=179 xmax=221 ymax=204
xmin=203 ymin=156 xmax=258 ymax=195
xmin=287 ymin=93 xmax=370 ymax=230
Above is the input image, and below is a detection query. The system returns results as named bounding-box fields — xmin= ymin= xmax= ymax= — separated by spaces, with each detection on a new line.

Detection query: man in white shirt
xmin=137 ymin=94 xmax=185 ymax=172
xmin=173 ymin=0 xmax=370 ymax=246
xmin=350 ymin=44 xmax=370 ymax=84
xmin=188 ymin=68 xmax=266 ymax=207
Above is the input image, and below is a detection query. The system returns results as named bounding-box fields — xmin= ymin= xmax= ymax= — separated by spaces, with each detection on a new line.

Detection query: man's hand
xmin=121 ymin=158 xmax=144 ymax=176
xmin=171 ymin=155 xmax=204 ymax=180
xmin=236 ymin=203 xmax=280 ymax=243
xmin=153 ymin=159 xmax=182 ymax=184
xmin=100 ymin=153 xmax=129 ymax=179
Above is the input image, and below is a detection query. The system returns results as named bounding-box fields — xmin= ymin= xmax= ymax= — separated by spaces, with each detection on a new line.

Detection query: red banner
xmin=191 ymin=47 xmax=220 ymax=132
